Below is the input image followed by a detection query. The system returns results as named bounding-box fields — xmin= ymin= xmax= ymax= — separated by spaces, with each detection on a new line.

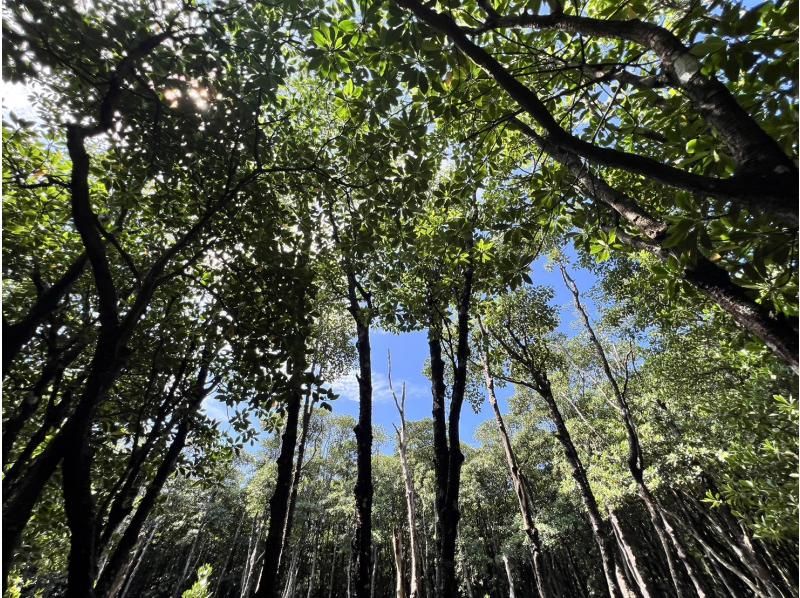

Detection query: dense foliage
xmin=2 ymin=0 xmax=797 ymax=597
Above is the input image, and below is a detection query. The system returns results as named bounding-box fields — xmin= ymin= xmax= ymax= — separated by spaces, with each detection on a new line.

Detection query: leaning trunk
xmin=479 ymin=333 xmax=548 ymax=597
xmin=538 ymin=380 xmax=625 ymax=598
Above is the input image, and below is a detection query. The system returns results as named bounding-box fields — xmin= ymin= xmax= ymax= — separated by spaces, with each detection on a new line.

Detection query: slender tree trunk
xmin=282 ymin=547 xmax=301 ymax=598
xmin=564 ymin=544 xmax=589 ymax=598
xmin=347 ymin=276 xmax=374 ymax=598
xmin=390 ymin=369 xmax=424 ymax=598
xmin=392 ymin=526 xmax=408 ymax=598
xmin=282 ymin=390 xmax=315 ymax=572
xmin=502 ymin=555 xmax=517 ymax=598
xmin=561 ymin=265 xmax=706 ymax=598
xmin=760 ymin=541 xmax=797 ymax=597
xmin=369 ymin=544 xmax=378 ymax=598
xmin=306 ymin=524 xmax=321 ymax=598
xmin=666 ymin=498 xmax=765 ymax=596
xmin=254 ymin=381 xmax=304 ymax=598
xmin=2 ymin=253 xmax=88 ymax=376
xmin=240 ymin=517 xmax=261 ymax=598
xmin=172 ymin=524 xmax=205 ymax=598
xmin=609 ymin=511 xmax=655 ymax=598
xmin=95 ymin=357 xmax=214 ymax=597
xmin=98 ymin=346 xmax=192 ymax=550
xmin=213 ymin=509 xmax=246 ymax=598
xmin=538 ymin=380 xmax=626 ymax=598
xmin=117 ymin=522 xmax=157 ymax=598
xmin=462 ymin=564 xmax=475 ymax=598
xmin=328 ymin=545 xmax=339 ymax=598
xmin=478 ymin=327 xmax=548 ymax=597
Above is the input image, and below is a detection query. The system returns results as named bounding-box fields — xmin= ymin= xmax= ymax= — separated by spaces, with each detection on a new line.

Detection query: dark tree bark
xmin=94 ymin=354 xmax=215 ymax=597
xmin=325 ymin=199 xmax=375 ymax=598
xmin=2 ymin=328 xmax=87 ymax=463
xmin=2 ymin=253 xmax=88 ymax=376
xmin=539 ymin=380 xmax=626 ymax=598
xmin=427 ymin=253 xmax=473 ymax=598
xmin=253 ymin=372 xmax=304 ymax=598
xmin=392 ymin=0 xmax=799 ymax=370
xmin=392 ymin=0 xmax=797 ymax=220
xmin=348 ymin=278 xmax=374 ymax=598
xmin=470 ymin=5 xmax=797 ymax=180
xmin=279 ymin=387 xmax=315 ymax=581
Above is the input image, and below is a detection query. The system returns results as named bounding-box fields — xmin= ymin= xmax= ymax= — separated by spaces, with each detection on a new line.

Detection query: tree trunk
xmin=213 ymin=509 xmax=246 ymax=598
xmin=117 ymin=521 xmax=157 ymax=598
xmin=392 ymin=526 xmax=408 ymax=598
xmin=390 ymin=370 xmax=424 ymax=598
xmin=94 ymin=356 xmax=214 ymax=597
xmin=347 ymin=273 xmax=374 ymax=598
xmin=305 ymin=524 xmax=321 ymax=598
xmin=281 ymin=390 xmax=315 ymax=576
xmin=538 ymin=380 xmax=626 ymax=598
xmin=478 ymin=326 xmax=548 ymax=597
xmin=240 ymin=517 xmax=261 ymax=598
xmin=609 ymin=511 xmax=655 ymax=598
xmin=427 ymin=256 xmax=473 ymax=598
xmin=254 ymin=380 xmax=304 ymax=598
xmin=369 ymin=544 xmax=378 ymax=598
xmin=561 ymin=265 xmax=706 ymax=598
xmin=172 ymin=524 xmax=205 ymax=598
xmin=328 ymin=545 xmax=339 ymax=598
xmin=502 ymin=555 xmax=517 ymax=598
xmin=2 ymin=252 xmax=88 ymax=376
xmin=98 ymin=345 xmax=192 ymax=550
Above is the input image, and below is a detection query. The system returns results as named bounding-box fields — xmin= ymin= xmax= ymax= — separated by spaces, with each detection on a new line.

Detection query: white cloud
xmin=329 ymin=371 xmax=428 ymax=405
xmin=201 ymin=396 xmax=230 ymax=423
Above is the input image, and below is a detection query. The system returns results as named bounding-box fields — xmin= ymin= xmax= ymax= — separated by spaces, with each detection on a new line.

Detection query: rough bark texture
xmin=253 ymin=380 xmax=304 ymax=598
xmin=427 ymin=258 xmax=473 ymax=598
xmin=348 ymin=275 xmax=374 ymax=598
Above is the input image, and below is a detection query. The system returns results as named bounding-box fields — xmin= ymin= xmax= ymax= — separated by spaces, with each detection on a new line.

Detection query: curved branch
xmin=393 ymin=0 xmax=797 ymax=223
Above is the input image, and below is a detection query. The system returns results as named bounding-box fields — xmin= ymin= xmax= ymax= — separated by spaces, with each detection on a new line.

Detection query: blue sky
xmin=326 ymin=250 xmax=599 ymax=452
xmin=201 ymin=249 xmax=599 ymax=453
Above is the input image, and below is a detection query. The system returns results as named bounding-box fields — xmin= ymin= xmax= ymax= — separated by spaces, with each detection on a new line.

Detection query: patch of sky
xmin=204 ymin=244 xmax=601 ymax=455
xmin=325 ymin=244 xmax=599 ymax=454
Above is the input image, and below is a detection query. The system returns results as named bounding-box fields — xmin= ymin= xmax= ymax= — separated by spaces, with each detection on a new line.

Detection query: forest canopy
xmin=1 ymin=0 xmax=798 ymax=597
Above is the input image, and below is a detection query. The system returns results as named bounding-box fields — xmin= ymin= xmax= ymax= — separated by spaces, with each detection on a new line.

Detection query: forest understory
xmin=2 ymin=0 xmax=798 ymax=597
